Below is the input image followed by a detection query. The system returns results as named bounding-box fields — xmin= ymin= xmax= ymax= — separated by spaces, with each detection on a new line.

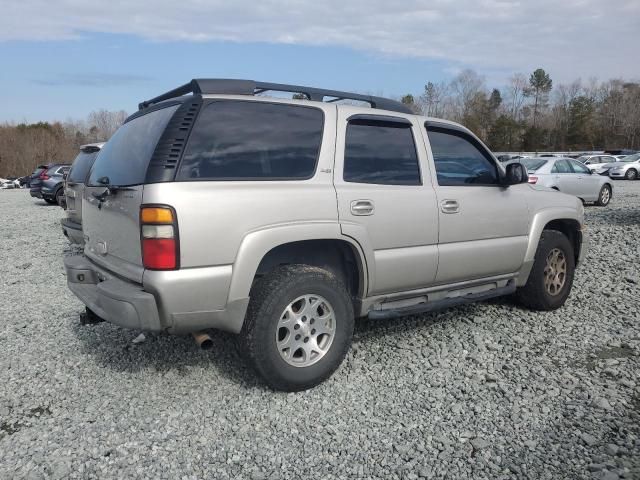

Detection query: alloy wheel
xmin=544 ymin=248 xmax=567 ymax=296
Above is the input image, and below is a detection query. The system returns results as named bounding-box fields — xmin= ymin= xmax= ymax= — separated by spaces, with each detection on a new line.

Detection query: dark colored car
xmin=30 ymin=163 xmax=70 ymax=205
xmin=61 ymin=143 xmax=104 ymax=244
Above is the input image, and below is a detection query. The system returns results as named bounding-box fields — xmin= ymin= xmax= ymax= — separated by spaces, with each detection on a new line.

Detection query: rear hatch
xmin=82 ymin=104 xmax=179 ymax=283
xmin=29 ymin=166 xmax=48 ymax=190
xmin=65 ymin=148 xmax=101 ymax=223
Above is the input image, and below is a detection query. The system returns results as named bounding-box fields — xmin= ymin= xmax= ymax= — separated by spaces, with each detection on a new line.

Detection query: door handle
xmin=350 ymin=199 xmax=374 ymax=216
xmin=440 ymin=199 xmax=460 ymax=214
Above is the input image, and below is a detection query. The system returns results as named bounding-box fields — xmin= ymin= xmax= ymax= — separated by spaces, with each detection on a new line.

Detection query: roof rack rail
xmin=138 ymin=78 xmax=413 ymax=114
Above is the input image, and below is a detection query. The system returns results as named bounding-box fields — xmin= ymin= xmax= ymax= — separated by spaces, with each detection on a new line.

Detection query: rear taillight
xmin=140 ymin=206 xmax=179 ymax=270
xmin=39 ymin=169 xmax=50 ymax=180
xmin=528 ymin=175 xmax=538 ymax=184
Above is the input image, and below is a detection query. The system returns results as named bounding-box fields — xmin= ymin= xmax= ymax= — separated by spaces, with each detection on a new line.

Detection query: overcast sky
xmin=1 ymin=0 xmax=638 ymax=121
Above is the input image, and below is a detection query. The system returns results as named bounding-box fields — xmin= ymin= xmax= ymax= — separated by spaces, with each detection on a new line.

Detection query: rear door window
xmin=88 ymin=104 xmax=179 ymax=186
xmin=177 ymin=101 xmax=324 ymax=180
xmin=569 ymin=160 xmax=590 ymax=174
xmin=552 ymin=160 xmax=572 ymax=173
xmin=69 ymin=151 xmax=99 ymax=183
xmin=343 ymin=119 xmax=421 ymax=185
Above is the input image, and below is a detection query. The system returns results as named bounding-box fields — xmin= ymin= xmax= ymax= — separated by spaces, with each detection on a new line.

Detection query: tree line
xmin=0 ymin=109 xmax=127 ymax=177
xmin=401 ymin=68 xmax=640 ymax=153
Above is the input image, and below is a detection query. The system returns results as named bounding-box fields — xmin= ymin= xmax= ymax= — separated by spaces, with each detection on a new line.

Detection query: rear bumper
xmin=60 ymin=218 xmax=84 ymax=245
xmin=30 ymin=189 xmax=42 ymax=198
xmin=64 ymin=255 xmax=248 ymax=334
xmin=65 ymin=255 xmax=162 ymax=331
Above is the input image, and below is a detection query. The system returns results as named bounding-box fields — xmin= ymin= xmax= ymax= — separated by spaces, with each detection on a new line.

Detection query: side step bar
xmin=368 ymin=280 xmax=516 ymax=320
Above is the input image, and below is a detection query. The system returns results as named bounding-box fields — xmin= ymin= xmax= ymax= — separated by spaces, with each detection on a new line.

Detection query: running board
xmin=367 ymin=280 xmax=516 ymax=320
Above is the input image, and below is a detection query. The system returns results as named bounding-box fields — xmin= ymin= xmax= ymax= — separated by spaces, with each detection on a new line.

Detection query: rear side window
xmin=343 ymin=120 xmax=421 ymax=185
xmin=551 ymin=160 xmax=572 ymax=173
xmin=88 ymin=104 xmax=179 ymax=186
xmin=68 ymin=151 xmax=99 ymax=183
xmin=177 ymin=101 xmax=324 ymax=180
xmin=570 ymin=160 xmax=590 ymax=174
xmin=426 ymin=127 xmax=498 ymax=185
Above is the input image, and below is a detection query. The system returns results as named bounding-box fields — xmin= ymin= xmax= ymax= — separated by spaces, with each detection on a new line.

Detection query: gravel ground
xmin=1 ymin=185 xmax=639 ymax=480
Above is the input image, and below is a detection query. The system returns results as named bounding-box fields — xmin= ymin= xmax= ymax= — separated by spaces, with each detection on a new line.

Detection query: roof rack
xmin=138 ymin=78 xmax=412 ymax=114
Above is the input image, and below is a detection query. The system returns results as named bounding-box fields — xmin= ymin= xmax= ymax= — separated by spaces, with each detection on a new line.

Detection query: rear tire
xmin=595 ymin=184 xmax=611 ymax=206
xmin=517 ymin=230 xmax=575 ymax=311
xmin=239 ymin=265 xmax=354 ymax=391
xmin=625 ymin=169 xmax=637 ymax=180
xmin=55 ymin=188 xmax=65 ymax=207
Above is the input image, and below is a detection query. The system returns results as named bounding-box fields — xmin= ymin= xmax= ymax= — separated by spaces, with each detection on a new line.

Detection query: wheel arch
xmin=227 ymin=224 xmax=369 ymax=310
xmin=517 ymin=208 xmax=583 ymax=286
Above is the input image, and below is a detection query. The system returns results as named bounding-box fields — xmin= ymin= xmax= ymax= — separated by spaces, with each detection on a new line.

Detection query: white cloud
xmin=3 ymin=0 xmax=639 ymax=82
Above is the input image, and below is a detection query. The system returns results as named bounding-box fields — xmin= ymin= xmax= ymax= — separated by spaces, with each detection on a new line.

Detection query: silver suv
xmin=64 ymin=79 xmax=588 ymax=391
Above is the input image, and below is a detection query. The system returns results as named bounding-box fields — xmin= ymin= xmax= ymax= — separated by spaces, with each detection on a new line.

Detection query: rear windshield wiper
xmin=92 ymin=176 xmax=136 ymax=201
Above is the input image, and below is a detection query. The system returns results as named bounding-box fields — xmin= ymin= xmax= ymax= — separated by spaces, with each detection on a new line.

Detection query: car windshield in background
xmin=620 ymin=153 xmax=640 ymax=162
xmin=69 ymin=151 xmax=99 ymax=183
xmin=88 ymin=105 xmax=179 ymax=187
xmin=519 ymin=158 xmax=548 ymax=171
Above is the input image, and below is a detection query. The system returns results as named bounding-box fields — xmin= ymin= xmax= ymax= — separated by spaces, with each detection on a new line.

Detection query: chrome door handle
xmin=350 ymin=200 xmax=374 ymax=216
xmin=440 ymin=199 xmax=460 ymax=214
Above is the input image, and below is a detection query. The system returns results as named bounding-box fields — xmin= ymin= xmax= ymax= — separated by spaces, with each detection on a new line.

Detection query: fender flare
xmin=517 ymin=207 xmax=582 ymax=285
xmin=227 ymin=222 xmax=371 ymax=304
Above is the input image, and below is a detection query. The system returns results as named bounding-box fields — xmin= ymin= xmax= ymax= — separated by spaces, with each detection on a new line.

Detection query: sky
xmin=1 ymin=0 xmax=638 ymax=122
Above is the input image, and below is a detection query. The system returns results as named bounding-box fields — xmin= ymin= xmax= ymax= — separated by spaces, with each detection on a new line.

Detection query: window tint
xmin=552 ymin=160 xmax=572 ymax=173
xmin=426 ymin=128 xmax=498 ymax=185
xmin=177 ymin=101 xmax=324 ymax=180
xmin=69 ymin=151 xmax=99 ymax=183
xmin=88 ymin=104 xmax=179 ymax=186
xmin=570 ymin=160 xmax=590 ymax=174
xmin=343 ymin=120 xmax=420 ymax=185
xmin=519 ymin=158 xmax=548 ymax=171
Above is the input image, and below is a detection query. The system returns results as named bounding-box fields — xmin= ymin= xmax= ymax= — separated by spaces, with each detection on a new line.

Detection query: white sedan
xmin=517 ymin=157 xmax=613 ymax=206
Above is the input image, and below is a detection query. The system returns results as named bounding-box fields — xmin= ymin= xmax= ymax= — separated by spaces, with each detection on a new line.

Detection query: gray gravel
xmin=1 ymin=185 xmax=639 ymax=479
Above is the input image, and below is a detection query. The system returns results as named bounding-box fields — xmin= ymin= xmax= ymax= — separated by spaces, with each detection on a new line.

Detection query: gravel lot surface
xmin=1 ymin=185 xmax=639 ymax=480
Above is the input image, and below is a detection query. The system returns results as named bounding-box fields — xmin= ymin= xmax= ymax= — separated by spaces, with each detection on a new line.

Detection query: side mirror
xmin=504 ymin=163 xmax=529 ymax=185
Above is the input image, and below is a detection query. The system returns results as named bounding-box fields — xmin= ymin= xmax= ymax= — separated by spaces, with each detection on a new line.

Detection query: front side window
xmin=426 ymin=127 xmax=498 ymax=186
xmin=343 ymin=120 xmax=421 ymax=185
xmin=177 ymin=101 xmax=324 ymax=180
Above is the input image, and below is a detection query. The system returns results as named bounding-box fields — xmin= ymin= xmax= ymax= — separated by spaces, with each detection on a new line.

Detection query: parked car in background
xmin=517 ymin=157 xmax=612 ymax=206
xmin=576 ymin=154 xmax=621 ymax=173
xmin=61 ymin=143 xmax=104 ymax=244
xmin=64 ymin=79 xmax=587 ymax=391
xmin=30 ymin=163 xmax=70 ymax=205
xmin=0 ymin=178 xmax=20 ymax=189
xmin=606 ymin=153 xmax=640 ymax=180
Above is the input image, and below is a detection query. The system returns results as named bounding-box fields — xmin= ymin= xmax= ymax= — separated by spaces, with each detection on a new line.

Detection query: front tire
xmin=517 ymin=230 xmax=575 ymax=311
xmin=625 ymin=169 xmax=637 ymax=180
xmin=595 ymin=184 xmax=611 ymax=206
xmin=239 ymin=265 xmax=354 ymax=391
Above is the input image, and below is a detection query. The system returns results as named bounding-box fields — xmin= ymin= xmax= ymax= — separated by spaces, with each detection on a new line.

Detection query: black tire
xmin=625 ymin=169 xmax=637 ymax=180
xmin=43 ymin=197 xmax=57 ymax=204
xmin=595 ymin=184 xmax=611 ymax=207
xmin=516 ymin=230 xmax=575 ymax=311
xmin=55 ymin=188 xmax=65 ymax=207
xmin=239 ymin=265 xmax=354 ymax=391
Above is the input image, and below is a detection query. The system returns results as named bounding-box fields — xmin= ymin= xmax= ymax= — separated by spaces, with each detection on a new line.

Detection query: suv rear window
xmin=88 ymin=105 xmax=179 ymax=186
xmin=68 ymin=151 xmax=99 ymax=183
xmin=177 ymin=101 xmax=324 ymax=181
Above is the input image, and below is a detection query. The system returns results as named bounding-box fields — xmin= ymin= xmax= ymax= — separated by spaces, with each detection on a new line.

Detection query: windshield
xmin=620 ymin=153 xmax=640 ymax=162
xmin=519 ymin=158 xmax=548 ymax=171
xmin=88 ymin=105 xmax=178 ymax=187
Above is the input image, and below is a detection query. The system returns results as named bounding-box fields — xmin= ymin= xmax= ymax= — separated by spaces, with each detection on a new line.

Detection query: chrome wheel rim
xmin=275 ymin=294 xmax=336 ymax=367
xmin=601 ymin=187 xmax=610 ymax=204
xmin=544 ymin=248 xmax=567 ymax=296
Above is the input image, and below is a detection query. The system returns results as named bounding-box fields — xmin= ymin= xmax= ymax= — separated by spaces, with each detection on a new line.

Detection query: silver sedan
xmin=517 ymin=157 xmax=613 ymax=206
